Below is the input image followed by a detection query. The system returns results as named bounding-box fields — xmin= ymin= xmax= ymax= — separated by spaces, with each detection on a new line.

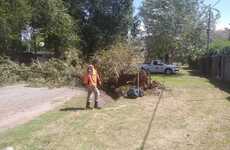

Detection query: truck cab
xmin=141 ymin=60 xmax=179 ymax=74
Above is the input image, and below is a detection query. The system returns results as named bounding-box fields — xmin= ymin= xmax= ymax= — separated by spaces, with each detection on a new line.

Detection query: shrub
xmin=0 ymin=56 xmax=26 ymax=85
xmin=26 ymin=59 xmax=73 ymax=86
xmin=93 ymin=42 xmax=144 ymax=88
xmin=0 ymin=49 xmax=84 ymax=87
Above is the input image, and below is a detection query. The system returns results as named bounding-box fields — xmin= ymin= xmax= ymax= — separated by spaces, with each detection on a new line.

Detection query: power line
xmin=206 ymin=0 xmax=221 ymax=50
xmin=212 ymin=0 xmax=221 ymax=7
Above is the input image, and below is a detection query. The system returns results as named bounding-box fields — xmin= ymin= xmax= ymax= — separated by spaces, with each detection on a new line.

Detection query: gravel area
xmin=0 ymin=84 xmax=85 ymax=131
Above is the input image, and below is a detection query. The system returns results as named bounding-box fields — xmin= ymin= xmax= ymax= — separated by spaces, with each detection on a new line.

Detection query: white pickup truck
xmin=141 ymin=60 xmax=179 ymax=74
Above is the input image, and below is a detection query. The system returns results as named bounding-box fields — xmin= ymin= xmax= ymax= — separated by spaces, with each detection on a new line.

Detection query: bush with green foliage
xmin=207 ymin=40 xmax=230 ymax=55
xmin=189 ymin=40 xmax=230 ymax=69
xmin=93 ymin=42 xmax=143 ymax=85
xmin=0 ymin=49 xmax=83 ymax=87
xmin=0 ymin=56 xmax=25 ymax=85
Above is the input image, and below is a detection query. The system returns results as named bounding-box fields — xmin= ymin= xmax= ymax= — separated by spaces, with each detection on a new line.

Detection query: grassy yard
xmin=0 ymin=68 xmax=230 ymax=150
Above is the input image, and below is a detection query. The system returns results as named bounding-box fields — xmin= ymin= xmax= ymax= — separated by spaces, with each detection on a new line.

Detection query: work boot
xmin=86 ymin=102 xmax=92 ymax=110
xmin=94 ymin=101 xmax=101 ymax=109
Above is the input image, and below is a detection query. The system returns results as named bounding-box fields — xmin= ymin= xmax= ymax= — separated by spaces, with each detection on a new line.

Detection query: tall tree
xmin=65 ymin=0 xmax=133 ymax=55
xmin=32 ymin=0 xmax=78 ymax=57
xmin=140 ymin=0 xmax=218 ymax=62
xmin=0 ymin=0 xmax=31 ymax=54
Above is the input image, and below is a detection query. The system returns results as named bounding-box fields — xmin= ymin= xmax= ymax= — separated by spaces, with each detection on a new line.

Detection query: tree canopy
xmin=0 ymin=0 xmax=134 ymax=57
xmin=65 ymin=0 xmax=133 ymax=55
xmin=140 ymin=0 xmax=219 ymax=62
xmin=0 ymin=0 xmax=31 ymax=54
xmin=0 ymin=0 xmax=222 ymax=62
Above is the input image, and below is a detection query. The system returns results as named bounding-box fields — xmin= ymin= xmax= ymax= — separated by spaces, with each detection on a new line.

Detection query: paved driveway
xmin=0 ymin=84 xmax=85 ymax=131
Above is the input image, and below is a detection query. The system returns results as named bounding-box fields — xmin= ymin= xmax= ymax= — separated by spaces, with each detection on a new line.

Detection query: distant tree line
xmin=0 ymin=0 xmax=223 ymax=63
xmin=139 ymin=0 xmax=220 ymax=63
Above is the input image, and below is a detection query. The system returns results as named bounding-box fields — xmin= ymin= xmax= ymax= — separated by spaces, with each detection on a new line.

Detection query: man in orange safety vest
xmin=83 ymin=64 xmax=102 ymax=109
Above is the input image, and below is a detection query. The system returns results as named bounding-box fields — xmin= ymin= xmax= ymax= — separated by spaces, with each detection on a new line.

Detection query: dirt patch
xmin=0 ymin=84 xmax=85 ymax=131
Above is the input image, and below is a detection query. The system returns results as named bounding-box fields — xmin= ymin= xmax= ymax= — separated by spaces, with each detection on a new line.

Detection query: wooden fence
xmin=195 ymin=56 xmax=230 ymax=82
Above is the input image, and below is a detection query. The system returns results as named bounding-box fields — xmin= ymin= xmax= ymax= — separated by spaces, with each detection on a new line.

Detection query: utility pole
xmin=228 ymin=24 xmax=230 ymax=41
xmin=206 ymin=0 xmax=221 ymax=50
xmin=207 ymin=5 xmax=211 ymax=50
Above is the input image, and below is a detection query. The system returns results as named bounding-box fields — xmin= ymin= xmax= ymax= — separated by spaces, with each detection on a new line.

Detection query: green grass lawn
xmin=0 ymin=68 xmax=230 ymax=150
xmin=152 ymin=68 xmax=215 ymax=88
xmin=0 ymin=96 xmax=155 ymax=150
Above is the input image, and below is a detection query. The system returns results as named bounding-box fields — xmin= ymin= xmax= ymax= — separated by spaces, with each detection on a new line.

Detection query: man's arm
xmin=83 ymin=74 xmax=90 ymax=87
xmin=97 ymin=74 xmax=102 ymax=86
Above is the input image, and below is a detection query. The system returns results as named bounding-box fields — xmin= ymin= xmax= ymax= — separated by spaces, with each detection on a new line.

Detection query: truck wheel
xmin=165 ymin=69 xmax=173 ymax=75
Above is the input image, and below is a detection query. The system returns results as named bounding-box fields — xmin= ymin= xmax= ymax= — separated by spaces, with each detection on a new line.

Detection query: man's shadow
xmin=60 ymin=107 xmax=85 ymax=112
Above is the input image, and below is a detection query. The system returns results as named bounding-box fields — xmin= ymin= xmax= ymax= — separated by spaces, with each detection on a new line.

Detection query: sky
xmin=133 ymin=0 xmax=230 ymax=30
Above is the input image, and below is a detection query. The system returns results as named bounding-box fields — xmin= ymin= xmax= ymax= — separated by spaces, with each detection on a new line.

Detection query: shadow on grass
xmin=60 ymin=107 xmax=85 ymax=112
xmin=226 ymin=96 xmax=230 ymax=102
xmin=187 ymin=67 xmax=230 ymax=102
xmin=150 ymin=72 xmax=185 ymax=78
xmin=186 ymin=68 xmax=203 ymax=76
xmin=209 ymin=80 xmax=230 ymax=93
xmin=139 ymin=89 xmax=164 ymax=150
xmin=100 ymin=86 xmax=123 ymax=100
xmin=186 ymin=97 xmax=230 ymax=102
xmin=103 ymin=90 xmax=121 ymax=100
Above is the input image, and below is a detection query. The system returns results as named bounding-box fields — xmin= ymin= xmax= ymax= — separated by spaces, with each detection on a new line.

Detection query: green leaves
xmin=32 ymin=0 xmax=77 ymax=54
xmin=0 ymin=49 xmax=82 ymax=86
xmin=140 ymin=0 xmax=212 ymax=62
xmin=0 ymin=0 xmax=31 ymax=53
xmin=67 ymin=0 xmax=133 ymax=55
xmin=0 ymin=0 xmax=78 ymax=56
xmin=0 ymin=0 xmax=134 ymax=57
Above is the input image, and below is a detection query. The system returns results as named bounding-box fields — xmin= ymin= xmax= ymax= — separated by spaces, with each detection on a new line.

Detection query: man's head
xmin=87 ymin=65 xmax=94 ymax=73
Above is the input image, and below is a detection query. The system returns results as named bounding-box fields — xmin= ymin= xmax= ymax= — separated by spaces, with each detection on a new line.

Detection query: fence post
xmin=221 ymin=56 xmax=224 ymax=80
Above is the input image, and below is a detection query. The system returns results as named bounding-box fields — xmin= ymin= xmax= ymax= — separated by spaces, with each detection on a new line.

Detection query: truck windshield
xmin=153 ymin=61 xmax=158 ymax=65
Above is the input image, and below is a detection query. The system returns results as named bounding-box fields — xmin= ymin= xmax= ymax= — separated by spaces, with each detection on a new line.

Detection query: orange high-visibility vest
xmin=83 ymin=68 xmax=101 ymax=87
